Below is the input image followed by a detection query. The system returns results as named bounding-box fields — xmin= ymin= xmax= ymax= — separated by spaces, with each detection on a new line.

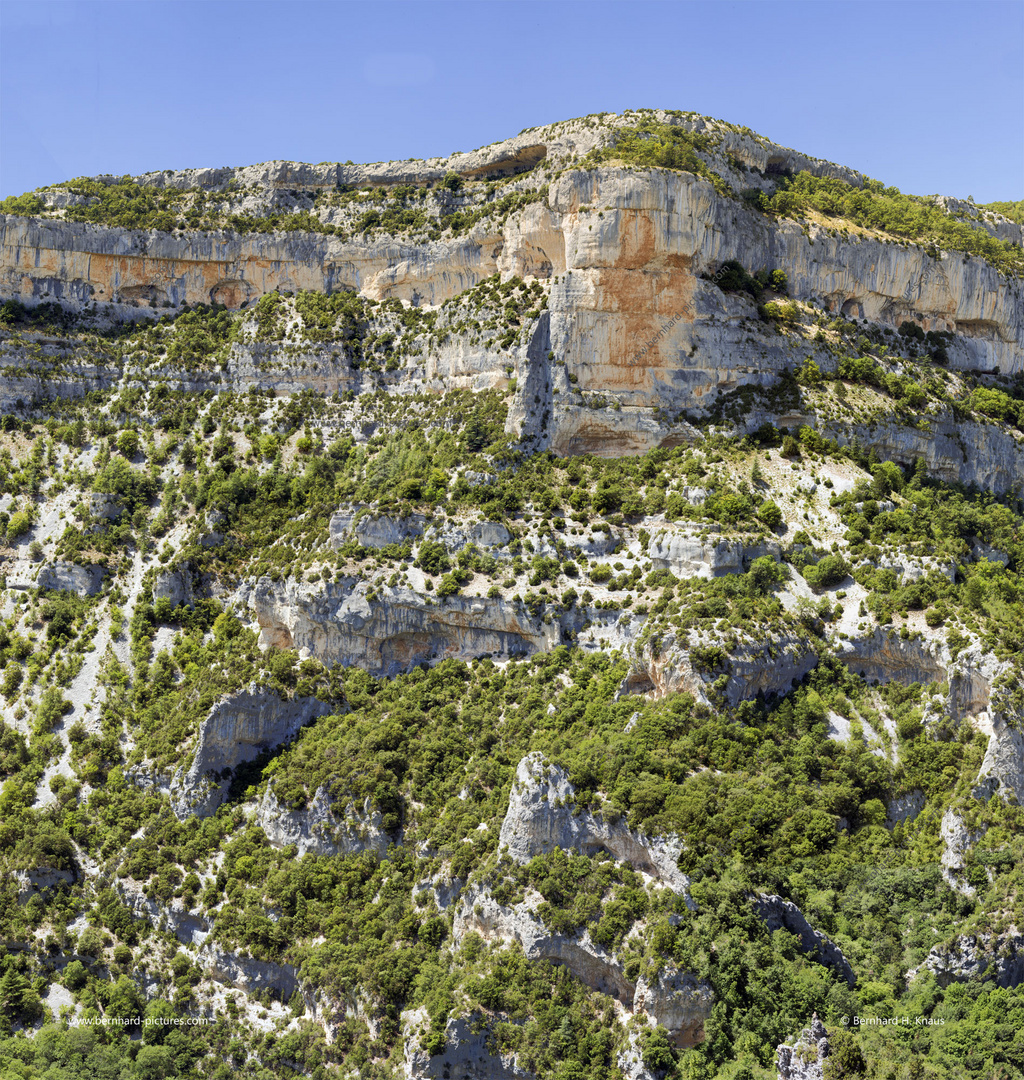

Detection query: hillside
xmin=0 ymin=108 xmax=1023 ymax=1080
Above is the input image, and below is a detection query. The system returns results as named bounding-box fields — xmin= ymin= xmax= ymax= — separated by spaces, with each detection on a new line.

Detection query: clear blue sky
xmin=2 ymin=0 xmax=1022 ymax=202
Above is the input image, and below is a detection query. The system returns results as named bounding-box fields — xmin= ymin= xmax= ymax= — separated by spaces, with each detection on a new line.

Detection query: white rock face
xmin=403 ymin=1012 xmax=532 ymax=1080
xmin=170 ymin=686 xmax=331 ymax=819
xmin=886 ymin=789 xmax=926 ymax=829
xmin=153 ymin=563 xmax=197 ymax=608
xmin=910 ymin=927 xmax=1024 ymax=989
xmin=116 ymin=879 xmax=211 ymax=946
xmin=940 ymin=809 xmax=986 ymax=895
xmin=256 ymin=785 xmax=391 ymax=858
xmin=14 ymin=867 xmax=75 ymax=901
xmin=89 ymin=493 xmax=121 ymax=520
xmin=646 ymin=528 xmax=780 ymax=579
xmin=196 ymin=943 xmax=298 ymax=1002
xmin=343 ymin=514 xmax=427 ymax=550
xmin=633 ymin=967 xmax=715 ymax=1048
xmin=777 ymin=1015 xmax=830 ymax=1080
xmin=37 ymin=561 xmax=105 ymax=597
xmin=975 ymin=708 xmax=1024 ymax=803
xmin=452 ymin=886 xmax=712 ymax=1045
xmin=835 ymin=628 xmax=946 ymax=686
xmin=499 ymin=753 xmax=690 ymax=896
xmin=877 ymin=553 xmax=956 ymax=584
xmin=249 ymin=578 xmax=560 ymax=675
xmin=624 ymin=629 xmax=818 ymax=708
xmin=454 ymin=885 xmax=634 ymax=1002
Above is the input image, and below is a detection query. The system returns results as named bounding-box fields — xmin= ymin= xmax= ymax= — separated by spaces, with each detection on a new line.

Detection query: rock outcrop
xmin=909 ymin=927 xmax=1024 ymax=989
xmin=453 ymin=886 xmax=712 ymax=1045
xmin=499 ymin=753 xmax=690 ymax=896
xmin=14 ymin=867 xmax=75 ymax=902
xmin=777 ymin=1015 xmax=830 ymax=1080
xmin=454 ymin=886 xmax=635 ymax=1003
xmin=196 ymin=943 xmax=299 ymax=1002
xmin=624 ymin=629 xmax=818 ymax=707
xmin=170 ymin=686 xmax=331 ymax=819
xmin=248 ymin=578 xmax=560 ymax=674
xmin=633 ymin=967 xmax=716 ymax=1048
xmin=402 ymin=1011 xmax=532 ymax=1080
xmin=153 ymin=563 xmax=198 ymax=608
xmin=834 ymin=628 xmax=946 ymax=686
xmin=116 ymin=879 xmax=212 ymax=947
xmin=255 ymin=785 xmax=391 ymax=858
xmin=647 ymin=528 xmax=780 ymax=579
xmin=940 ymin=809 xmax=986 ymax=895
xmin=329 ymin=512 xmax=427 ymax=551
xmin=37 ymin=561 xmax=105 ymax=597
xmin=753 ymin=895 xmax=856 ymax=987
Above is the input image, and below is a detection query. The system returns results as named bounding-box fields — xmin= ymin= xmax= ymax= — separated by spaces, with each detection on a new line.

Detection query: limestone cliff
xmin=170 ymin=685 xmax=332 ymax=819
xmin=245 ymin=578 xmax=560 ymax=675
xmin=4 ymin=114 xmax=1022 ymax=470
xmin=498 ymin=752 xmax=691 ymax=896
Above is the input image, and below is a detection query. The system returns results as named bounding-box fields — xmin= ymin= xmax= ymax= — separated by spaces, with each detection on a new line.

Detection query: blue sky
xmin=2 ymin=0 xmax=1021 ymax=202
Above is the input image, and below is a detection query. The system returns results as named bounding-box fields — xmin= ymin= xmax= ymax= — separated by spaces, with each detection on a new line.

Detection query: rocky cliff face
xmin=498 ymin=753 xmax=691 ymax=895
xmin=255 ymin=785 xmax=391 ymax=858
xmin=246 ymin=578 xmax=560 ymax=675
xmin=5 ymin=119 xmax=1022 ymax=465
xmin=2 ymin=110 xmax=1022 ymax=1080
xmin=910 ymin=927 xmax=1024 ymax=989
xmin=170 ymin=685 xmax=332 ymax=819
xmin=452 ymin=885 xmax=713 ymax=1047
xmin=753 ymin=895 xmax=855 ymax=987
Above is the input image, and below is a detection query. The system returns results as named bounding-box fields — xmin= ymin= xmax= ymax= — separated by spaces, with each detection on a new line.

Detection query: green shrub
xmin=804 ymin=554 xmax=850 ymax=589
xmin=6 ymin=511 xmax=31 ymax=540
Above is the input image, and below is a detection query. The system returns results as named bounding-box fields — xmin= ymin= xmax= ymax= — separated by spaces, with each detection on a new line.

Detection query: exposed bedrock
xmin=622 ymin=629 xmax=819 ymax=708
xmin=752 ymin=894 xmax=856 ymax=987
xmin=255 ymin=785 xmax=392 ymax=858
xmin=196 ymin=943 xmax=299 ymax=1002
xmin=909 ymin=927 xmax=1024 ymax=989
xmin=777 ymin=1015 xmax=830 ymax=1080
xmin=402 ymin=1010 xmax=533 ymax=1080
xmin=170 ymin=685 xmax=331 ymax=820
xmin=646 ymin=527 xmax=781 ymax=578
xmin=5 ymin=158 xmax=1020 ymax=413
xmin=499 ymin=752 xmax=691 ymax=896
xmin=452 ymin=886 xmax=713 ymax=1047
xmin=246 ymin=578 xmax=560 ymax=675
xmin=834 ymin=628 xmax=948 ymax=686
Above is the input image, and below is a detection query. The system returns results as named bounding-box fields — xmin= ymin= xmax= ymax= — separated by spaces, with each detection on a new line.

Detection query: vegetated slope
xmin=0 ymin=110 xmax=1022 ymax=1080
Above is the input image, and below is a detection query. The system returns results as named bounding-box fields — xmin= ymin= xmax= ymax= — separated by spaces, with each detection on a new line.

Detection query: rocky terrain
xmin=0 ymin=109 xmax=1022 ymax=1080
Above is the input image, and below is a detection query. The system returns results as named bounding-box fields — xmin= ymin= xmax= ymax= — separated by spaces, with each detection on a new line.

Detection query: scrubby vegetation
xmin=1 ymin=110 xmax=1023 ymax=1080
